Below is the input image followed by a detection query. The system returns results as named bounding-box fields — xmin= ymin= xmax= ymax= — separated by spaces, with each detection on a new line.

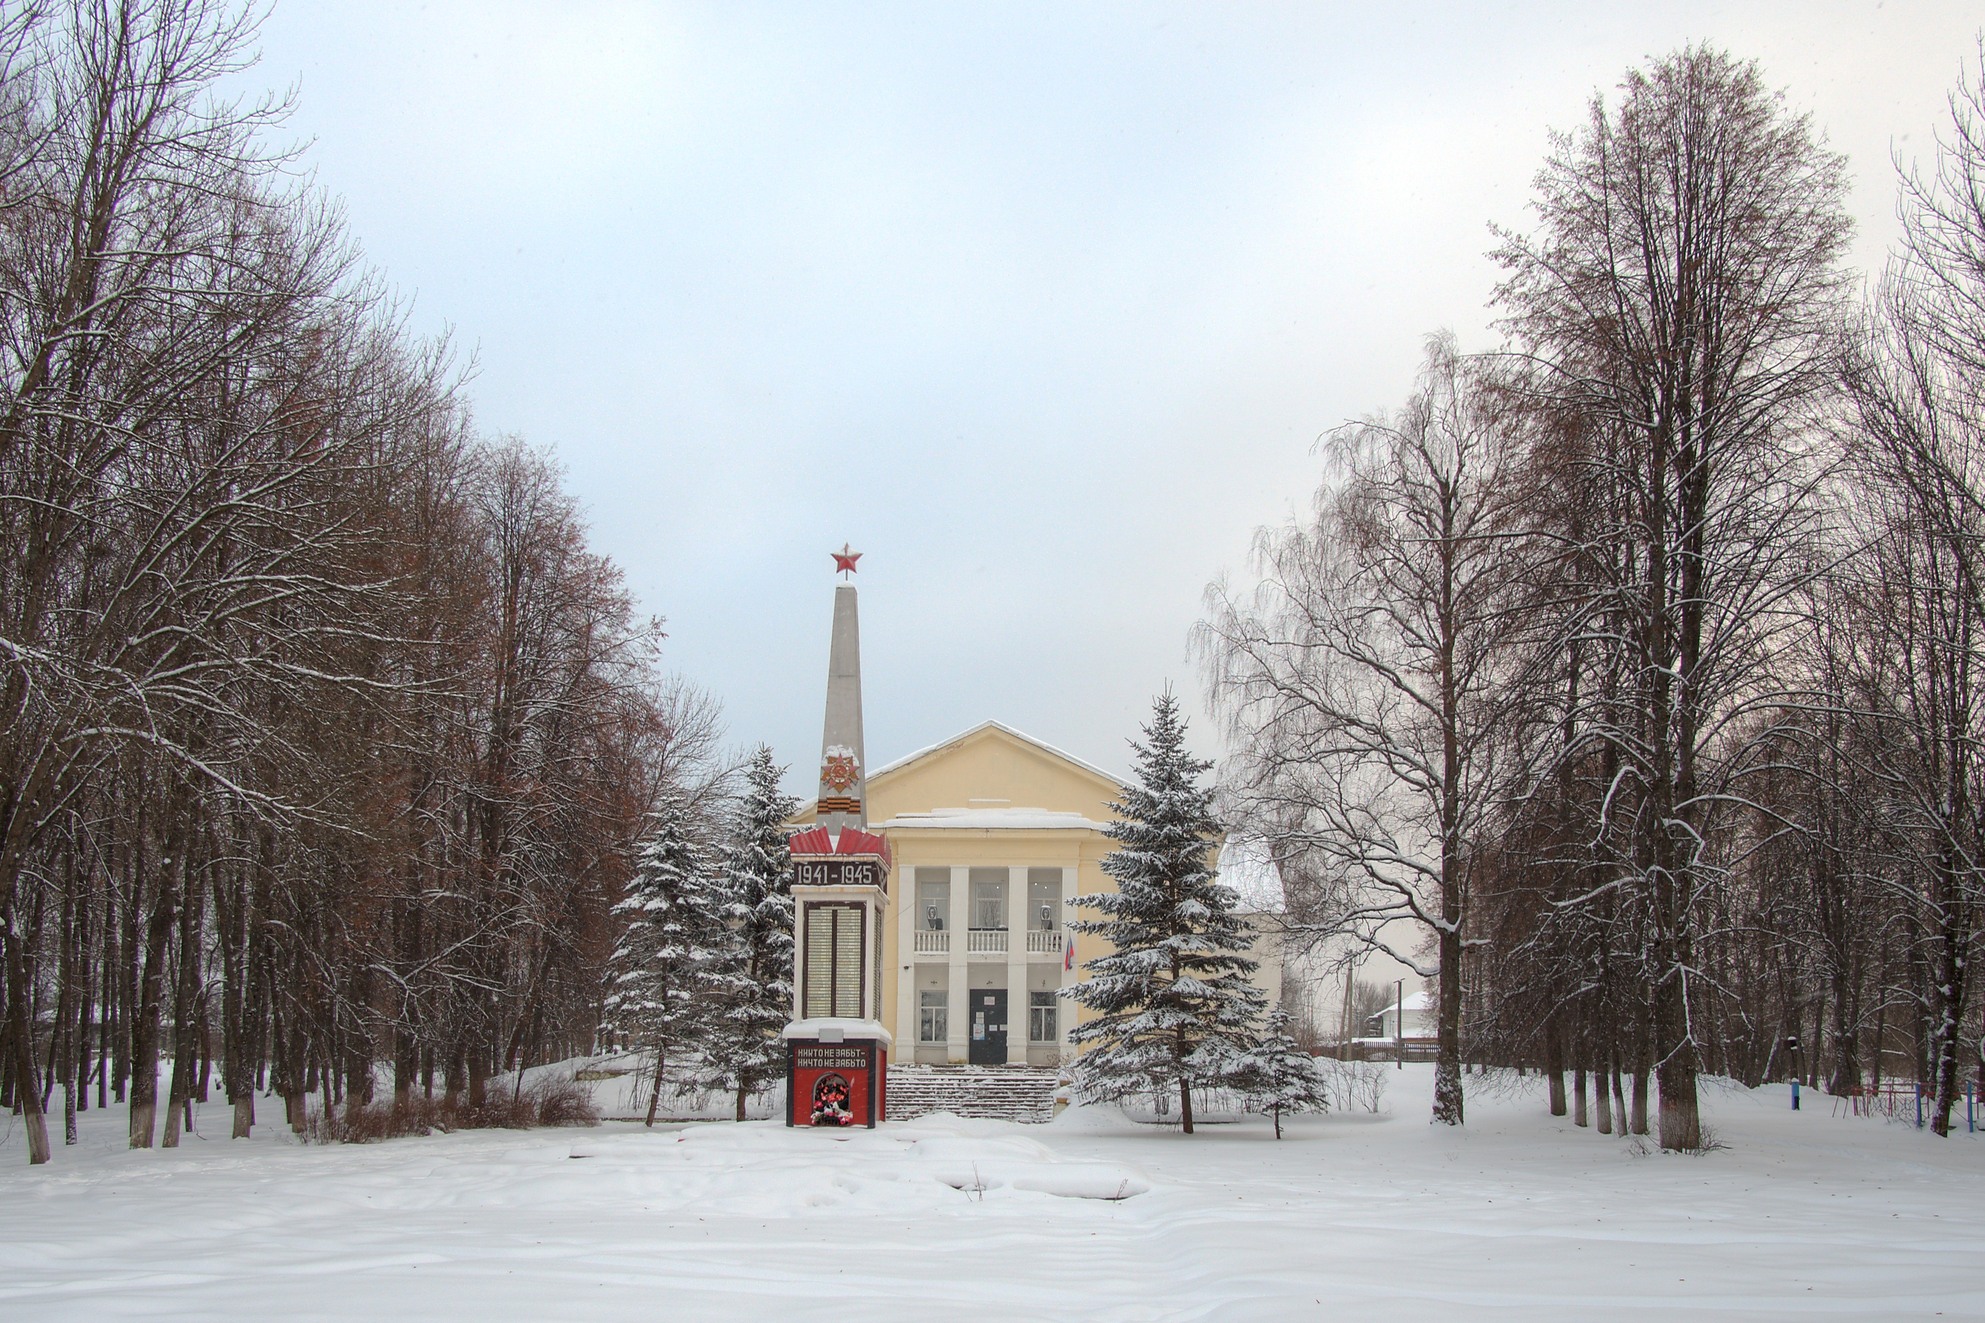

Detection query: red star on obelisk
xmin=832 ymin=543 xmax=861 ymax=578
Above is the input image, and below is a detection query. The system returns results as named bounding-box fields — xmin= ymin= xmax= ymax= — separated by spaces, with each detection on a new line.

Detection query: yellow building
xmin=792 ymin=720 xmax=1285 ymax=1069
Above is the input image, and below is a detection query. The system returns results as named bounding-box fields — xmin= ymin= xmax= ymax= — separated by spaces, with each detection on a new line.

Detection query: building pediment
xmin=796 ymin=721 xmax=1123 ymax=827
xmin=878 ymin=807 xmax=1112 ymax=832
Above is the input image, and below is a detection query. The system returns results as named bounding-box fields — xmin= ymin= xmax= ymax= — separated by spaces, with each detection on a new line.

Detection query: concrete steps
xmin=886 ymin=1065 xmax=1059 ymax=1124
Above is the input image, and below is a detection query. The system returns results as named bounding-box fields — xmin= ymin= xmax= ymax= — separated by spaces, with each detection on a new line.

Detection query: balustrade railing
xmin=966 ymin=927 xmax=1008 ymax=955
xmin=917 ymin=927 xmax=1066 ymax=957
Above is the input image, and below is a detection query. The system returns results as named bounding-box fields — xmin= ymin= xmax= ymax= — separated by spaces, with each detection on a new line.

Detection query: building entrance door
xmin=968 ymin=989 xmax=1007 ymax=1065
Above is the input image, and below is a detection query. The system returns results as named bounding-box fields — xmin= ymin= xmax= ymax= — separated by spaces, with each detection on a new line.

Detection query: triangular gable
xmin=867 ymin=720 xmax=1123 ymax=788
xmin=795 ymin=721 xmax=1124 ymax=825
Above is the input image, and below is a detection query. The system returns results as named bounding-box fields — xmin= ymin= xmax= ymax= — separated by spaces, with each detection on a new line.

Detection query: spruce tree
xmin=701 ymin=746 xmax=798 ymax=1121
xmin=603 ymin=787 xmax=728 ymax=1126
xmin=1064 ymin=693 xmax=1265 ymax=1134
xmin=1231 ymin=1008 xmax=1330 ymax=1138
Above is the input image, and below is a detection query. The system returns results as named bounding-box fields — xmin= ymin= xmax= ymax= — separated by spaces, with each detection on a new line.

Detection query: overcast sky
xmin=241 ymin=1 xmax=1979 ymax=788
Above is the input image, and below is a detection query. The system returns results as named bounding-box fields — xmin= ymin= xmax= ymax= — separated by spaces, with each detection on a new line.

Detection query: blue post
xmin=1791 ymin=1079 xmax=1800 ymax=1111
xmin=1968 ymin=1081 xmax=1974 ymax=1135
xmin=1916 ymin=1085 xmax=1923 ymax=1130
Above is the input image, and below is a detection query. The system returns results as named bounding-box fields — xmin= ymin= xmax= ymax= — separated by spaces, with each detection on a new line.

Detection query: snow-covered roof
xmin=877 ymin=806 xmax=1112 ymax=832
xmin=1217 ymin=838 xmax=1285 ymax=914
xmin=866 ymin=720 xmax=1124 ymax=788
xmin=1373 ymin=991 xmax=1434 ymax=1014
xmin=781 ymin=1018 xmax=893 ymax=1050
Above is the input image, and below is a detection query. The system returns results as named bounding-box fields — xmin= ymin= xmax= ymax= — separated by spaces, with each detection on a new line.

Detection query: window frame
xmin=969 ymin=868 xmax=1007 ymax=931
xmin=1027 ymin=989 xmax=1058 ymax=1043
xmin=918 ymin=989 xmax=948 ymax=1043
xmin=915 ymin=869 xmax=949 ymax=932
xmin=1027 ymin=868 xmax=1061 ymax=932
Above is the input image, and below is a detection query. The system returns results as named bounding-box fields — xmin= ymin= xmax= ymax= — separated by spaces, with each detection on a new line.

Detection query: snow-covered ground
xmin=2 ymin=1065 xmax=1981 ymax=1320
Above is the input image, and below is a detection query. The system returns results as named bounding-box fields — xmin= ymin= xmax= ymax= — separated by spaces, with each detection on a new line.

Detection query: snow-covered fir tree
xmin=700 ymin=746 xmax=798 ymax=1120
xmin=1231 ymin=1008 xmax=1330 ymax=1138
xmin=603 ymin=787 xmax=729 ymax=1126
xmin=1064 ymin=693 xmax=1266 ymax=1134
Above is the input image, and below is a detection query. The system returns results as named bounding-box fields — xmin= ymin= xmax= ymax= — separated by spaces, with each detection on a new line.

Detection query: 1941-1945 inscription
xmin=791 ymin=858 xmax=880 ymax=889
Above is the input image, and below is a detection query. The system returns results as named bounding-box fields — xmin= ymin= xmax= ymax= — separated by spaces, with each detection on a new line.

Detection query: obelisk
xmin=782 ymin=544 xmax=892 ymax=1126
xmin=814 ymin=545 xmax=866 ymax=834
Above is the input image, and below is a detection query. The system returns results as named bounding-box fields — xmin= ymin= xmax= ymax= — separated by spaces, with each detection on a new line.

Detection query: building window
xmin=970 ymin=868 xmax=1006 ymax=930
xmin=1028 ymin=868 xmax=1060 ymax=931
xmin=916 ymin=868 xmax=949 ymax=931
xmin=801 ymin=902 xmax=864 ymax=1019
xmin=919 ymin=990 xmax=948 ymax=1043
xmin=1028 ymin=990 xmax=1058 ymax=1043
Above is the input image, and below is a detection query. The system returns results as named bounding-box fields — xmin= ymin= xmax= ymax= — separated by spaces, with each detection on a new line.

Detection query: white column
xmin=946 ymin=866 xmax=969 ymax=1063
xmin=894 ymin=866 xmax=914 ymax=1053
xmin=1058 ymin=865 xmax=1076 ymax=1056
xmin=1005 ymin=866 xmax=1028 ymax=1064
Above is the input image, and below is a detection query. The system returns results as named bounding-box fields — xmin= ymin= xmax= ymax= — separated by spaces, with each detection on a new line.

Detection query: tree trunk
xmin=1869 ymin=997 xmax=1887 ymax=1092
xmin=2 ymin=904 xmax=51 ymax=1164
xmin=645 ymin=1043 xmax=665 ymax=1128
xmin=162 ymin=861 xmax=207 ymax=1148
xmin=1827 ymin=959 xmax=1861 ymax=1096
xmin=1930 ymin=915 xmax=1964 ymax=1137
xmin=1431 ymin=921 xmax=1464 ymax=1126
xmin=1177 ymin=1018 xmax=1196 ymax=1135
xmin=394 ymin=1026 xmax=417 ymax=1112
xmin=128 ymin=840 xmax=181 ymax=1150
xmin=217 ymin=852 xmax=258 ymax=1139
xmin=73 ymin=868 xmax=93 ymax=1122
xmin=1653 ymin=967 xmax=1702 ymax=1150
xmin=1545 ymin=1022 xmax=1567 ymax=1116
xmin=107 ymin=869 xmax=128 ymax=1108
xmin=1573 ymin=1065 xmax=1588 ymax=1127
xmin=95 ymin=933 xmax=111 ymax=1112
xmin=54 ymin=859 xmax=78 ymax=1145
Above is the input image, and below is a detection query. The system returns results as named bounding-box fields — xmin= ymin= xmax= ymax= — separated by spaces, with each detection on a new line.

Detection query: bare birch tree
xmin=1834 ymin=50 xmax=1985 ymax=1132
xmin=1202 ymin=334 xmax=1529 ymax=1126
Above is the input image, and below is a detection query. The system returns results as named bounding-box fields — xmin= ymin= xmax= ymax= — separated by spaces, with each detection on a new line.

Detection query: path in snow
xmin=1 ymin=1066 xmax=1980 ymax=1320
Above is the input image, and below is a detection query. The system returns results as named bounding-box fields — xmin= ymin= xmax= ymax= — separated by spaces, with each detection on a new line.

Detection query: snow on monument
xmin=782 ymin=545 xmax=892 ymax=1126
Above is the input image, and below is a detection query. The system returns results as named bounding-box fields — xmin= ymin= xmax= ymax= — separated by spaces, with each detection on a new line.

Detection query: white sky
xmin=242 ymin=1 xmax=1979 ymax=788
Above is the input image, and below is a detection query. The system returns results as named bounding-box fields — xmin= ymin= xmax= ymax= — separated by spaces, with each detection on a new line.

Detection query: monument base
xmin=783 ymin=1019 xmax=892 ymax=1128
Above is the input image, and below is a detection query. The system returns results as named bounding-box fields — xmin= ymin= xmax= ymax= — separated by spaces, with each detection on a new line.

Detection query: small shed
xmin=1366 ymin=990 xmax=1435 ymax=1040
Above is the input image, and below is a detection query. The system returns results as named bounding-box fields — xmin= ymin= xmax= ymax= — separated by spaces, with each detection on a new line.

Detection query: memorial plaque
xmin=787 ymin=1039 xmax=884 ymax=1127
xmin=792 ymin=858 xmax=882 ymax=890
xmin=795 ymin=1045 xmax=872 ymax=1072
